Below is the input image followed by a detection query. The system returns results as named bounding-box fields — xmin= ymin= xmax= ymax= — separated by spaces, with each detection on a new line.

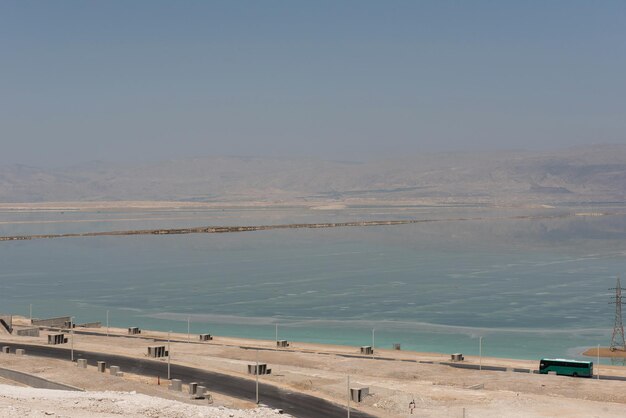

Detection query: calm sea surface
xmin=1 ymin=205 xmax=625 ymax=363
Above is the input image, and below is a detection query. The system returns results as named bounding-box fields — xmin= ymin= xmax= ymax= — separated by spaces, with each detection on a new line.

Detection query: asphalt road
xmin=0 ymin=341 xmax=376 ymax=418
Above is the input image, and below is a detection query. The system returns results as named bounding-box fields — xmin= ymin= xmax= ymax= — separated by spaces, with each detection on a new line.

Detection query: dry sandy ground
xmin=0 ymin=384 xmax=288 ymax=418
xmin=3 ymin=320 xmax=626 ymax=418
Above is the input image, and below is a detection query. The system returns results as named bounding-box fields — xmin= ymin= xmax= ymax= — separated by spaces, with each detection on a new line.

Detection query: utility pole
xmin=29 ymin=304 xmax=32 ymax=322
xmin=609 ymin=277 xmax=626 ymax=351
xmin=167 ymin=331 xmax=171 ymax=380
xmin=106 ymin=310 xmax=109 ymax=337
xmin=187 ymin=317 xmax=190 ymax=343
xmin=275 ymin=323 xmax=278 ymax=343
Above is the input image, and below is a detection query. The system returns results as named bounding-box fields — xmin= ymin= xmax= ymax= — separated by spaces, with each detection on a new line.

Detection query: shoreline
xmin=4 ymin=317 xmax=626 ymax=417
xmin=583 ymin=347 xmax=626 ymax=358
xmin=7 ymin=316 xmax=625 ymax=374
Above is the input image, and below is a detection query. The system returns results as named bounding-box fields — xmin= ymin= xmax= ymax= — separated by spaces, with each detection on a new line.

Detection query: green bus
xmin=539 ymin=358 xmax=593 ymax=377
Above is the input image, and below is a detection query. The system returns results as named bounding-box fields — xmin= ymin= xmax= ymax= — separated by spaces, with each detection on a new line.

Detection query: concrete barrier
xmin=16 ymin=328 xmax=40 ymax=337
xmin=76 ymin=359 xmax=87 ymax=368
xmin=77 ymin=322 xmax=101 ymax=328
xmin=110 ymin=366 xmax=120 ymax=376
xmin=15 ymin=349 xmax=25 ymax=356
xmin=169 ymin=379 xmax=182 ymax=391
xmin=1 ymin=346 xmax=9 ymax=354
xmin=0 ymin=366 xmax=83 ymax=391
xmin=97 ymin=361 xmax=106 ymax=372
xmin=31 ymin=316 xmax=71 ymax=328
xmin=188 ymin=382 xmax=198 ymax=395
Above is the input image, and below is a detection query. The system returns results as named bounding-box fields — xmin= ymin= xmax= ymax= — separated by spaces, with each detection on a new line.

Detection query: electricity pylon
xmin=609 ymin=277 xmax=626 ymax=351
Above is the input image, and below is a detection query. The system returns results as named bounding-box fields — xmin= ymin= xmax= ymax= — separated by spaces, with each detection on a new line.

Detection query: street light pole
xmin=106 ymin=310 xmax=109 ymax=337
xmin=255 ymin=349 xmax=259 ymax=404
xmin=187 ymin=317 xmax=190 ymax=343
xmin=372 ymin=328 xmax=375 ymax=359
xmin=167 ymin=330 xmax=171 ymax=380
xmin=479 ymin=336 xmax=483 ymax=371
xmin=347 ymin=374 xmax=351 ymax=418
xmin=597 ymin=344 xmax=600 ymax=380
xmin=275 ymin=323 xmax=278 ymax=343
xmin=70 ymin=316 xmax=74 ymax=362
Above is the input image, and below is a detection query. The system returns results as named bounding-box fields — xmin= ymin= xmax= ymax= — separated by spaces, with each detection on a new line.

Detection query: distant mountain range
xmin=1 ymin=145 xmax=625 ymax=205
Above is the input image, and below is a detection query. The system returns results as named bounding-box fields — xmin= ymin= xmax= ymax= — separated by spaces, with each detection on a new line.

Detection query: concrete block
xmin=169 ymin=379 xmax=182 ymax=391
xmin=199 ymin=334 xmax=212 ymax=341
xmin=48 ymin=333 xmax=67 ymax=345
xmin=116 ymin=372 xmax=124 ymax=377
xmin=350 ymin=387 xmax=369 ymax=403
xmin=1 ymin=346 xmax=9 ymax=354
xmin=276 ymin=340 xmax=289 ymax=348
xmin=97 ymin=361 xmax=106 ymax=373
xmin=196 ymin=385 xmax=206 ymax=399
xmin=128 ymin=327 xmax=141 ymax=335
xmin=110 ymin=366 xmax=120 ymax=376
xmin=393 ymin=343 xmax=401 ymax=350
xmin=451 ymin=353 xmax=464 ymax=362
xmin=188 ymin=382 xmax=198 ymax=395
xmin=247 ymin=364 xmax=268 ymax=375
xmin=206 ymin=393 xmax=213 ymax=404
xmin=15 ymin=349 xmax=25 ymax=356
xmin=360 ymin=346 xmax=373 ymax=355
xmin=147 ymin=346 xmax=168 ymax=358
xmin=76 ymin=359 xmax=87 ymax=368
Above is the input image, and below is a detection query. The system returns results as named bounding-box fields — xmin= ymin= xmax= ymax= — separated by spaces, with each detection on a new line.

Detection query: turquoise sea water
xmin=1 ymin=205 xmax=625 ymax=364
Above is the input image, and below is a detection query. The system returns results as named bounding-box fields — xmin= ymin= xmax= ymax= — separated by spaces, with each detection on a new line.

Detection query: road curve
xmin=0 ymin=341 xmax=376 ymax=418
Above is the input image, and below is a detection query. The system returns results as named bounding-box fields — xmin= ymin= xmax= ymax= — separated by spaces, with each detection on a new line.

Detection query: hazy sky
xmin=1 ymin=1 xmax=625 ymax=166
